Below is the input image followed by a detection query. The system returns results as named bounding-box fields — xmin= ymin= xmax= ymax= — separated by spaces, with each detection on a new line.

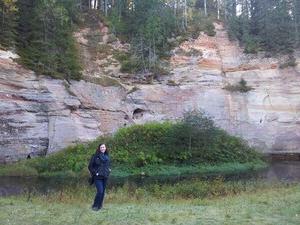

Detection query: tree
xmin=16 ymin=0 xmax=81 ymax=79
xmin=293 ymin=0 xmax=300 ymax=47
xmin=224 ymin=0 xmax=297 ymax=54
xmin=0 ymin=0 xmax=17 ymax=48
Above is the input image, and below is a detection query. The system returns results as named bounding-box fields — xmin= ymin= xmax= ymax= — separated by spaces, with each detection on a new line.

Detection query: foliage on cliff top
xmin=1 ymin=0 xmax=82 ymax=80
xmin=225 ymin=0 xmax=300 ymax=55
xmin=2 ymin=0 xmax=299 ymax=81
xmin=107 ymin=1 xmax=216 ymax=75
xmin=0 ymin=0 xmax=217 ymax=79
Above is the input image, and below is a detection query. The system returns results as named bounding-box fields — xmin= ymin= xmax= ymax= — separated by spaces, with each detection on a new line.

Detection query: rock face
xmin=74 ymin=19 xmax=130 ymax=80
xmin=0 ymin=50 xmax=131 ymax=163
xmin=159 ymin=23 xmax=300 ymax=154
xmin=1 ymin=23 xmax=300 ymax=163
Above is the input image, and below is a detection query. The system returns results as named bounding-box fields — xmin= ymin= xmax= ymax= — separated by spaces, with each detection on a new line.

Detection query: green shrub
xmin=167 ymin=80 xmax=179 ymax=86
xmin=120 ymin=57 xmax=142 ymax=73
xmin=187 ymin=11 xmax=216 ymax=39
xmin=0 ymin=164 xmax=38 ymax=176
xmin=224 ymin=78 xmax=253 ymax=93
xmin=110 ymin=110 xmax=262 ymax=165
xmin=244 ymin=38 xmax=261 ymax=54
xmin=25 ymin=137 xmax=111 ymax=175
xmin=279 ymin=55 xmax=297 ymax=69
xmin=113 ymin=51 xmax=130 ymax=62
xmin=204 ymin=22 xmax=216 ymax=37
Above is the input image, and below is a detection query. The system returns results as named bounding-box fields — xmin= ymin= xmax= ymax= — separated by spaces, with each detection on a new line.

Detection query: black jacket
xmin=88 ymin=152 xmax=111 ymax=179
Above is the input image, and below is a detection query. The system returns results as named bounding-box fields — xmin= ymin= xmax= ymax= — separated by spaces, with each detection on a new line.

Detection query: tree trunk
xmin=174 ymin=0 xmax=177 ymax=16
xmin=217 ymin=0 xmax=220 ymax=19
xmin=232 ymin=0 xmax=236 ymax=17
xmin=2 ymin=5 xmax=4 ymax=29
xmin=105 ymin=0 xmax=108 ymax=16
xmin=188 ymin=134 xmax=191 ymax=153
xmin=204 ymin=0 xmax=207 ymax=16
xmin=224 ymin=0 xmax=228 ymax=21
xmin=184 ymin=0 xmax=187 ymax=28
xmin=294 ymin=0 xmax=299 ymax=47
xmin=42 ymin=19 xmax=46 ymax=42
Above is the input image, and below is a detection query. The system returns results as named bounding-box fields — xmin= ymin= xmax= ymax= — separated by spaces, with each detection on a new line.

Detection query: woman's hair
xmin=96 ymin=143 xmax=109 ymax=154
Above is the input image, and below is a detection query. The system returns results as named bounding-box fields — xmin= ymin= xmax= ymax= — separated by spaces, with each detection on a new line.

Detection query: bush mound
xmin=109 ymin=110 xmax=262 ymax=166
xmin=3 ymin=110 xmax=264 ymax=177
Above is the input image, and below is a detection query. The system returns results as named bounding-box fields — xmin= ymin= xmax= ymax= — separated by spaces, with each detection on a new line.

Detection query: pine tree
xmin=225 ymin=0 xmax=297 ymax=54
xmin=16 ymin=0 xmax=81 ymax=79
xmin=0 ymin=0 xmax=17 ymax=48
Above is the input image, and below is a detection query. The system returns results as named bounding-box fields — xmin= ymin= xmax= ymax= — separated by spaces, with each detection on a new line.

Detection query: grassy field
xmin=1 ymin=182 xmax=299 ymax=225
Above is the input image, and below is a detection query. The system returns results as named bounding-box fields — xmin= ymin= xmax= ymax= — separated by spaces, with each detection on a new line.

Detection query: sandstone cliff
xmin=1 ymin=23 xmax=299 ymax=163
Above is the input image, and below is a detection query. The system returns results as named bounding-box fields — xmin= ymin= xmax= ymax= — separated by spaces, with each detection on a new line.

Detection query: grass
xmin=0 ymin=161 xmax=267 ymax=179
xmin=111 ymin=161 xmax=267 ymax=178
xmin=83 ymin=75 xmax=123 ymax=87
xmin=0 ymin=182 xmax=299 ymax=225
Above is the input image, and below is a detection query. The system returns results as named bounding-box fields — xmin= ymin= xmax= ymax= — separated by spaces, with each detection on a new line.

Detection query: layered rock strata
xmin=1 ymin=23 xmax=299 ymax=163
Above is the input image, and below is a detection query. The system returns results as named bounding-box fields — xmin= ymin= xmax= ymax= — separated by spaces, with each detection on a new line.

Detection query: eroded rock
xmin=1 ymin=22 xmax=300 ymax=162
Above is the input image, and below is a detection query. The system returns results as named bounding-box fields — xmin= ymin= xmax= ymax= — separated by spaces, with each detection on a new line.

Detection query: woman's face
xmin=99 ymin=144 xmax=106 ymax=153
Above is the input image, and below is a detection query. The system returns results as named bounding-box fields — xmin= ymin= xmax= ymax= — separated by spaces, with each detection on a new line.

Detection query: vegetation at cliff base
xmin=0 ymin=110 xmax=265 ymax=178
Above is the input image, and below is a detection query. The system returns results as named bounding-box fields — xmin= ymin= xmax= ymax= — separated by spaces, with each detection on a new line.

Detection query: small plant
xmin=63 ymin=81 xmax=76 ymax=96
xmin=83 ymin=75 xmax=122 ymax=87
xmin=184 ymin=48 xmax=202 ymax=57
xmin=167 ymin=80 xmax=179 ymax=86
xmin=96 ymin=44 xmax=112 ymax=54
xmin=152 ymin=65 xmax=170 ymax=76
xmin=127 ymin=86 xmax=140 ymax=94
xmin=244 ymin=38 xmax=261 ymax=54
xmin=113 ymin=51 xmax=130 ymax=62
xmin=279 ymin=55 xmax=297 ymax=69
xmin=120 ymin=56 xmax=141 ymax=73
xmin=204 ymin=22 xmax=216 ymax=37
xmin=223 ymin=78 xmax=253 ymax=93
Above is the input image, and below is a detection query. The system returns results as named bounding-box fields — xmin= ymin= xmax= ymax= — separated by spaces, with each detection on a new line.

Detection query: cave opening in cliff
xmin=133 ymin=108 xmax=146 ymax=120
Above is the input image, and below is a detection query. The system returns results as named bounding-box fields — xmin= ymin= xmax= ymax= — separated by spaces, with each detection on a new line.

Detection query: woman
xmin=88 ymin=143 xmax=111 ymax=211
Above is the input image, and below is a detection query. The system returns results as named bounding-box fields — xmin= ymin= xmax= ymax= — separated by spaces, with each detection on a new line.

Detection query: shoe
xmin=91 ymin=206 xmax=100 ymax=211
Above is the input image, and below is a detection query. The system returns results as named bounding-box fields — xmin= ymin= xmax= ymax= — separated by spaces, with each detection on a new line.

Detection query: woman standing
xmin=88 ymin=143 xmax=111 ymax=211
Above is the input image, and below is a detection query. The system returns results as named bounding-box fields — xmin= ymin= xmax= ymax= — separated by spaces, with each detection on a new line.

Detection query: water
xmin=1 ymin=161 xmax=300 ymax=197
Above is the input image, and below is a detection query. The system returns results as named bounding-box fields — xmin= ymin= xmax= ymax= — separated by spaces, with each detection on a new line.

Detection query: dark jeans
xmin=92 ymin=178 xmax=107 ymax=209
